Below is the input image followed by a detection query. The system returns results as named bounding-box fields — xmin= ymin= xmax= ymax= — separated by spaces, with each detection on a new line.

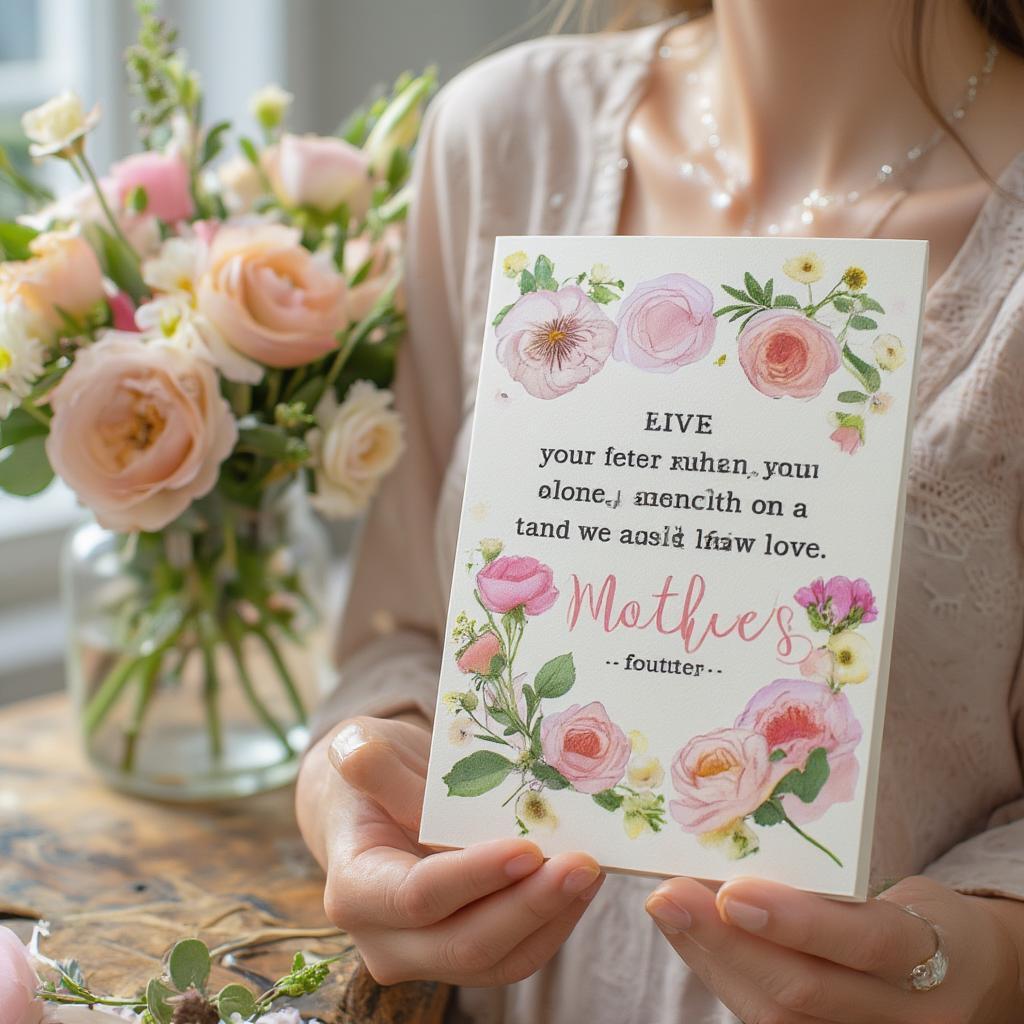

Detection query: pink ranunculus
xmin=541 ymin=701 xmax=631 ymax=794
xmin=456 ymin=631 xmax=502 ymax=675
xmin=344 ymin=226 xmax=404 ymax=323
xmin=262 ymin=132 xmax=373 ymax=217
xmin=109 ymin=151 xmax=194 ymax=224
xmin=495 ymin=286 xmax=616 ymax=400
xmin=197 ymin=223 xmax=348 ymax=368
xmin=794 ymin=575 xmax=877 ymax=625
xmin=0 ymin=925 xmax=42 ymax=1024
xmin=735 ymin=678 xmax=862 ymax=824
xmin=476 ymin=555 xmax=558 ymax=616
xmin=612 ymin=273 xmax=716 ymax=372
xmin=830 ymin=425 xmax=863 ymax=454
xmin=45 ymin=333 xmax=238 ymax=532
xmin=737 ymin=309 xmax=841 ymax=399
xmin=670 ymin=727 xmax=773 ymax=833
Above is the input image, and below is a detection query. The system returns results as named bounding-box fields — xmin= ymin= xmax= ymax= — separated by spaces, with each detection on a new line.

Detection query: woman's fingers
xmin=715 ymin=875 xmax=938 ymax=985
xmin=646 ymin=876 xmax=918 ymax=1024
xmin=328 ymin=837 xmax=546 ymax=931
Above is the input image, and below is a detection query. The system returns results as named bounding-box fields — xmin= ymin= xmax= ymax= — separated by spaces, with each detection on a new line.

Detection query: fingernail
xmin=329 ymin=723 xmax=367 ymax=770
xmin=646 ymin=894 xmax=693 ymax=934
xmin=721 ymin=897 xmax=769 ymax=933
xmin=563 ymin=865 xmax=601 ymax=895
xmin=505 ymin=852 xmax=543 ymax=879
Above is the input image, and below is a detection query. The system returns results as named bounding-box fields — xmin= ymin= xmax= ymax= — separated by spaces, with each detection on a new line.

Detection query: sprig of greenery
xmin=713 ymin=272 xmax=801 ymax=329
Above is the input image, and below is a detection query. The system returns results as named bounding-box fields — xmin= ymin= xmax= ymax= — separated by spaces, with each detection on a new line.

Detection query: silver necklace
xmin=658 ymin=41 xmax=999 ymax=236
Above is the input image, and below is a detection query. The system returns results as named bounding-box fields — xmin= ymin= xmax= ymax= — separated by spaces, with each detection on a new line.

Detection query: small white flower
xmin=516 ymin=790 xmax=558 ymax=833
xmin=590 ymin=262 xmax=614 ymax=284
xmin=307 ymin=382 xmax=404 ymax=519
xmin=626 ymin=754 xmax=664 ymax=790
xmin=826 ymin=629 xmax=872 ymax=685
xmin=782 ymin=252 xmax=824 ymax=285
xmin=872 ymin=333 xmax=905 ymax=372
xmin=22 ymin=90 xmax=101 ymax=158
xmin=0 ymin=303 xmax=46 ymax=419
xmin=448 ymin=719 xmax=473 ymax=746
xmin=250 ymin=83 xmax=294 ymax=130
xmin=627 ymin=729 xmax=648 ymax=754
xmin=142 ymin=236 xmax=205 ymax=299
xmin=698 ymin=819 xmax=760 ymax=860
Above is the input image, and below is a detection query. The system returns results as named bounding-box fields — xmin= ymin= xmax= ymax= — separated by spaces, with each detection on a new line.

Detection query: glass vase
xmin=62 ymin=486 xmax=331 ymax=801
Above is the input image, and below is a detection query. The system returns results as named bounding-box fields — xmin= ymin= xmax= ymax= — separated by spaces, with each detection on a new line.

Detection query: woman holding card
xmin=297 ymin=1 xmax=1024 ymax=1021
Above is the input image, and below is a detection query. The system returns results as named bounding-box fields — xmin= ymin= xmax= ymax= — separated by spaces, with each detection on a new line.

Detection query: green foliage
xmin=0 ymin=221 xmax=39 ymax=260
xmin=0 ymin=435 xmax=54 ymax=496
xmin=533 ymin=653 xmax=575 ymax=699
xmin=167 ymin=938 xmax=211 ymax=993
xmin=592 ymin=788 xmax=625 ymax=812
xmin=443 ymin=749 xmax=516 ymax=796
xmin=531 ymin=760 xmax=571 ymax=789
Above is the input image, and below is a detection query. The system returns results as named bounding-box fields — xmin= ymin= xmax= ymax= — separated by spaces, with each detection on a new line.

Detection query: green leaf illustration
xmin=772 ymin=293 xmax=801 ymax=308
xmin=721 ymin=283 xmax=752 ymax=303
xmin=842 ymin=344 xmax=882 ymax=393
xmin=837 ymin=390 xmax=869 ymax=403
xmin=443 ymin=750 xmax=516 ymax=797
xmin=589 ymin=283 xmax=619 ymax=304
xmin=849 ymin=314 xmax=878 ymax=331
xmin=743 ymin=272 xmax=763 ymax=303
xmin=492 ymin=302 xmax=514 ymax=327
xmin=532 ymin=761 xmax=571 ymax=789
xmin=833 ymin=295 xmax=855 ymax=313
xmin=592 ymin=788 xmax=625 ymax=812
xmin=772 ymin=747 xmax=830 ymax=804
xmin=519 ymin=269 xmax=537 ymax=294
xmin=769 ymin=748 xmax=786 ymax=762
xmin=523 ymin=683 xmax=539 ymax=722
xmin=534 ymin=254 xmax=557 ymax=290
xmin=762 ymin=277 xmax=774 ymax=306
xmin=858 ymin=295 xmax=885 ymax=313
xmin=752 ymin=798 xmax=785 ymax=826
xmin=533 ymin=653 xmax=575 ymax=699
xmin=713 ymin=303 xmax=751 ymax=317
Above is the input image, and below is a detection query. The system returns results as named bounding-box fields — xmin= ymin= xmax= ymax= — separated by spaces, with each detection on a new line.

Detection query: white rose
xmin=21 ymin=90 xmax=100 ymax=158
xmin=308 ymin=381 xmax=404 ymax=518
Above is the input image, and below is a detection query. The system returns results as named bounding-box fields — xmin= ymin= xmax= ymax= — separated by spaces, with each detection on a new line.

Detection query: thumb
xmin=328 ymin=718 xmax=427 ymax=833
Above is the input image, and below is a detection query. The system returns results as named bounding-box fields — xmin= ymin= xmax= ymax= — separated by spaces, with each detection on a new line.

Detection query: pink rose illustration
xmin=541 ymin=701 xmax=631 ymax=794
xmin=830 ymin=425 xmax=863 ymax=454
xmin=670 ymin=727 xmax=773 ymax=833
xmin=109 ymin=151 xmax=195 ymax=224
xmin=735 ymin=678 xmax=862 ymax=824
xmin=456 ymin=631 xmax=502 ymax=675
xmin=495 ymin=286 xmax=616 ymax=399
xmin=476 ymin=555 xmax=558 ymax=615
xmin=794 ymin=575 xmax=877 ymax=626
xmin=613 ymin=273 xmax=716 ymax=372
xmin=737 ymin=309 xmax=841 ymax=399
xmin=799 ymin=646 xmax=835 ymax=682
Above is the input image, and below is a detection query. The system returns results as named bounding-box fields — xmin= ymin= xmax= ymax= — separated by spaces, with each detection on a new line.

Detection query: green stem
xmin=120 ymin=651 xmax=163 ymax=772
xmin=83 ymin=655 xmax=144 ymax=737
xmin=501 ymin=775 xmax=531 ymax=808
xmin=19 ymin=401 xmax=51 ymax=426
xmin=200 ymin=633 xmax=224 ymax=761
xmin=75 ymin=152 xmax=139 ymax=260
xmin=256 ymin=624 xmax=307 ymax=724
xmin=265 ymin=369 xmax=282 ymax=410
xmin=225 ymin=621 xmax=294 ymax=757
xmin=38 ymin=993 xmax=143 ymax=1008
xmin=464 ymin=708 xmax=510 ymax=746
xmin=783 ymin=813 xmax=843 ymax=867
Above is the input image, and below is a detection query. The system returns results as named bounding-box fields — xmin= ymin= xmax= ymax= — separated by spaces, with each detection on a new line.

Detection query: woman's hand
xmin=644 ymin=873 xmax=1024 ymax=1023
xmin=296 ymin=714 xmax=604 ymax=987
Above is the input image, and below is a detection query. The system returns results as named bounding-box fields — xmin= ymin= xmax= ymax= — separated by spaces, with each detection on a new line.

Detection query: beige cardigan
xmin=316 ymin=18 xmax=1024 ymax=1023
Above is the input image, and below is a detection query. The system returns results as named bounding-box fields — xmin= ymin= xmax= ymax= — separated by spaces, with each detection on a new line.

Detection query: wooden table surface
xmin=0 ymin=693 xmax=448 ymax=1023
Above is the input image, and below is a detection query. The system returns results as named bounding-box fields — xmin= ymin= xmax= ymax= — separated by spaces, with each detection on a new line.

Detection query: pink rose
xmin=669 ymin=728 xmax=773 ymax=833
xmin=0 ymin=925 xmax=42 ymax=1024
xmin=109 ymin=151 xmax=194 ymax=224
xmin=197 ymin=223 xmax=348 ymax=368
xmin=344 ymin=226 xmax=404 ymax=323
xmin=46 ymin=333 xmax=237 ymax=532
xmin=613 ymin=273 xmax=716 ymax=372
xmin=0 ymin=231 xmax=103 ymax=336
xmin=830 ymin=425 xmax=863 ymax=454
xmin=541 ymin=701 xmax=631 ymax=794
xmin=496 ymin=286 xmax=616 ymax=400
xmin=107 ymin=290 xmax=139 ymax=332
xmin=476 ymin=555 xmax=558 ymax=615
xmin=737 ymin=310 xmax=841 ymax=399
xmin=456 ymin=631 xmax=502 ymax=675
xmin=735 ymin=678 xmax=862 ymax=824
xmin=263 ymin=132 xmax=373 ymax=217
xmin=794 ymin=575 xmax=877 ymax=626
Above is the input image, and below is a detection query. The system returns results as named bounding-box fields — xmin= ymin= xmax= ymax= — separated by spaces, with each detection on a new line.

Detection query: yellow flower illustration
xmin=502 ymin=250 xmax=529 ymax=278
xmin=622 ymin=792 xmax=661 ymax=840
xmin=698 ymin=818 xmax=760 ymax=860
xmin=873 ymin=333 xmax=905 ymax=371
xmin=783 ymin=252 xmax=824 ymax=285
xmin=842 ymin=266 xmax=868 ymax=291
xmin=516 ymin=790 xmax=558 ymax=833
xmin=441 ymin=690 xmax=463 ymax=713
xmin=827 ymin=629 xmax=872 ymax=685
xmin=627 ymin=754 xmax=665 ymax=790
xmin=628 ymin=729 xmax=648 ymax=754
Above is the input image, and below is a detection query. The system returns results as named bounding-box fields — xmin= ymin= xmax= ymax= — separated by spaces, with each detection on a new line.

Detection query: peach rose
xmin=109 ymin=151 xmax=194 ymax=224
xmin=262 ymin=132 xmax=373 ymax=217
xmin=613 ymin=273 xmax=716 ymax=372
xmin=0 ymin=231 xmax=103 ymax=336
xmin=541 ymin=701 xmax=631 ymax=794
xmin=737 ymin=310 xmax=841 ymax=399
xmin=196 ymin=223 xmax=348 ymax=368
xmin=0 ymin=925 xmax=41 ymax=1024
xmin=46 ymin=332 xmax=237 ymax=532
xmin=669 ymin=727 xmax=773 ymax=833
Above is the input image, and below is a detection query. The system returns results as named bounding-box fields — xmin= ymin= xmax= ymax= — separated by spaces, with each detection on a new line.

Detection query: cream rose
xmin=307 ymin=381 xmax=404 ymax=517
xmin=196 ymin=223 xmax=348 ymax=368
xmin=21 ymin=89 xmax=100 ymax=157
xmin=0 ymin=231 xmax=104 ymax=336
xmin=45 ymin=333 xmax=237 ymax=532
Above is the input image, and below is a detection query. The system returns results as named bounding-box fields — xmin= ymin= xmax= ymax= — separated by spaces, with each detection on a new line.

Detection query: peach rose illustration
xmin=541 ymin=701 xmax=631 ymax=794
xmin=735 ymin=678 xmax=861 ymax=825
xmin=0 ymin=230 xmax=103 ymax=336
xmin=495 ymin=286 xmax=616 ymax=400
xmin=197 ymin=223 xmax=347 ymax=368
xmin=669 ymin=727 xmax=773 ymax=833
xmin=613 ymin=272 xmax=716 ymax=372
xmin=737 ymin=309 xmax=841 ymax=399
xmin=456 ymin=631 xmax=502 ymax=676
xmin=46 ymin=332 xmax=237 ymax=532
xmin=476 ymin=554 xmax=558 ymax=615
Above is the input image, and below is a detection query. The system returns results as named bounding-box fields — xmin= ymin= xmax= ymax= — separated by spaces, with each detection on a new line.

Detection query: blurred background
xmin=0 ymin=0 xmax=569 ymax=705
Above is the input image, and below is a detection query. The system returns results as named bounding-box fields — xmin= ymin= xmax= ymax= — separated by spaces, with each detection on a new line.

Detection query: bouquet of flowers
xmin=0 ymin=1 xmax=433 ymax=795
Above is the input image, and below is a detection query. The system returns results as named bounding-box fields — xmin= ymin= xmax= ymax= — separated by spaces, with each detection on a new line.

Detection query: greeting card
xmin=419 ymin=236 xmax=928 ymax=899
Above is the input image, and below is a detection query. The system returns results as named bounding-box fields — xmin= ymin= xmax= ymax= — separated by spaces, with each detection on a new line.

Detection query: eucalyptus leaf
xmin=146 ymin=978 xmax=176 ymax=1024
xmin=0 ymin=436 xmax=54 ymax=496
xmin=167 ymin=938 xmax=211 ymax=993
xmin=216 ymin=983 xmax=257 ymax=1019
xmin=0 ymin=408 xmax=47 ymax=450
